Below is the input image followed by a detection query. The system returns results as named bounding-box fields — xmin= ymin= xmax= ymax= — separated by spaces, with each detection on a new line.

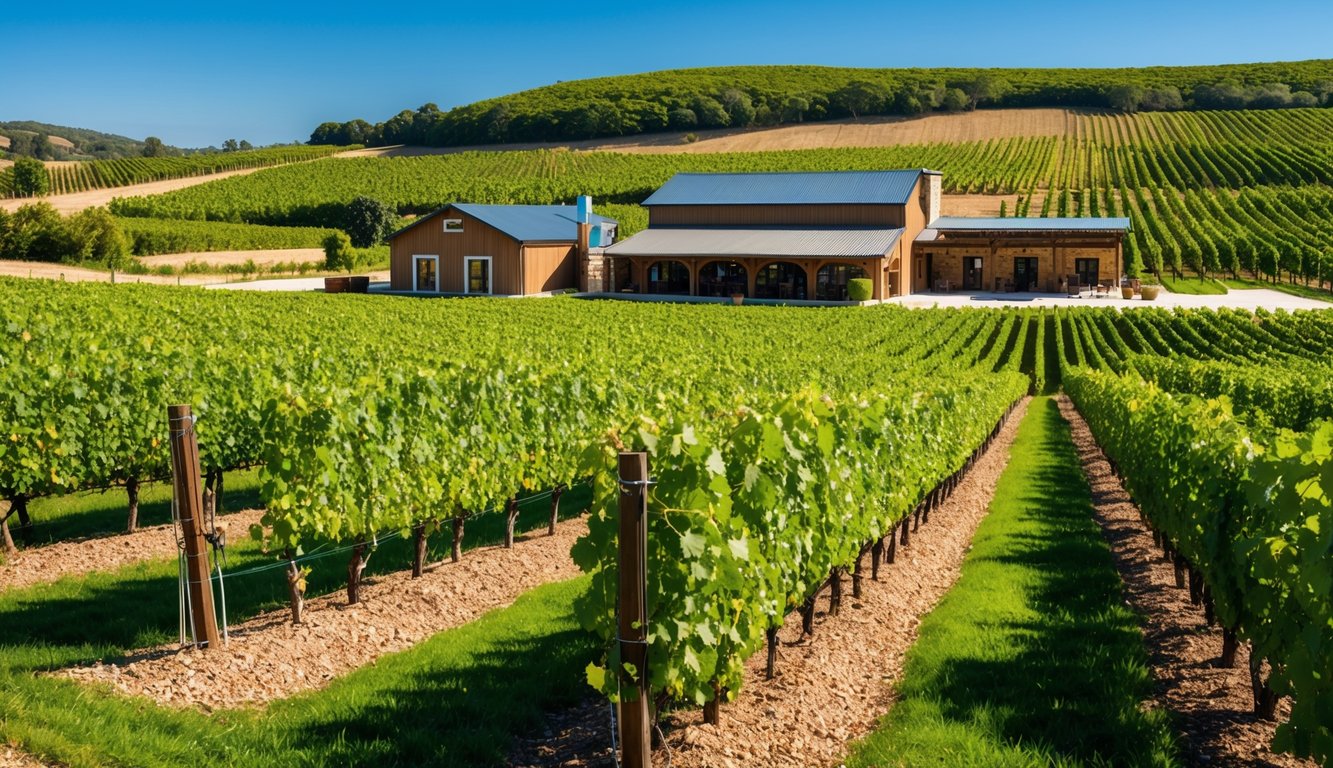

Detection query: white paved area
xmin=893 ymin=289 xmax=1330 ymax=311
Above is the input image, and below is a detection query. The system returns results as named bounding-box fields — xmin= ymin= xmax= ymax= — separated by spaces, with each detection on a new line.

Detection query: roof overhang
xmin=605 ymin=227 xmax=904 ymax=259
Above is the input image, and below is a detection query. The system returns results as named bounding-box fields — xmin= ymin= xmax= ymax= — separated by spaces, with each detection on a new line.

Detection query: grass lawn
xmin=845 ymin=397 xmax=1179 ymax=768
xmin=1157 ymin=275 xmax=1228 ymax=295
xmin=1217 ymin=276 xmax=1333 ymax=303
xmin=0 ymin=485 xmax=595 ymax=767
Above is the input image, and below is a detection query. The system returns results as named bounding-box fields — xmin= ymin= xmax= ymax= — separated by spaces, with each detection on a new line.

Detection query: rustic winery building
xmin=603 ymin=170 xmax=1129 ymax=300
xmin=387 ymin=199 xmax=615 ymax=295
xmin=388 ymin=171 xmax=1128 ymax=299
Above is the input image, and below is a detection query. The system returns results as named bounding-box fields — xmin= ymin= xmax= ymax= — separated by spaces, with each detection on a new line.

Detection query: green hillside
xmin=309 ymin=60 xmax=1333 ymax=147
xmin=0 ymin=121 xmax=181 ymax=160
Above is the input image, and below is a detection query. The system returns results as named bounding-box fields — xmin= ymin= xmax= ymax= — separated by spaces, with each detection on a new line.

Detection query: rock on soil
xmin=512 ymin=398 xmax=1033 ymax=768
xmin=61 ymin=518 xmax=588 ymax=710
xmin=1057 ymin=396 xmax=1315 ymax=768
xmin=0 ymin=508 xmax=267 ymax=593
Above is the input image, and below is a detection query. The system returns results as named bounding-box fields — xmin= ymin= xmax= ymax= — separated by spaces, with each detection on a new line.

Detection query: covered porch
xmin=601 ymin=227 xmax=906 ymax=301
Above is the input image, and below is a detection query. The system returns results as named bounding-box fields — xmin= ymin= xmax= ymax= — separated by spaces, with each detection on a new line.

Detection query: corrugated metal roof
xmin=641 ymin=170 xmax=926 ymax=206
xmin=604 ymin=227 xmax=904 ymax=258
xmin=389 ymin=204 xmax=615 ymax=242
xmin=928 ymin=216 xmax=1132 ymax=232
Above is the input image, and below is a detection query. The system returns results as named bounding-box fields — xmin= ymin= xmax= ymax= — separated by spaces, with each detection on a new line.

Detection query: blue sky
xmin=4 ymin=0 xmax=1330 ymax=147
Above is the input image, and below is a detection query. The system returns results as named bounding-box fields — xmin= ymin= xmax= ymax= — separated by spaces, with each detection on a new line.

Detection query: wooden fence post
xmin=618 ymin=452 xmax=651 ymax=768
xmin=168 ymin=405 xmax=221 ymax=649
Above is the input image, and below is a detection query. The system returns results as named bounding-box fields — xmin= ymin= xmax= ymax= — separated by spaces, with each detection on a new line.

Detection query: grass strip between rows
xmin=846 ymin=396 xmax=1179 ymax=767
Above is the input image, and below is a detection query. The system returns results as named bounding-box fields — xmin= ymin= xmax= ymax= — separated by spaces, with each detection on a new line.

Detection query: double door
xmin=1013 ymin=257 xmax=1038 ymax=292
xmin=961 ymin=257 xmax=984 ymax=290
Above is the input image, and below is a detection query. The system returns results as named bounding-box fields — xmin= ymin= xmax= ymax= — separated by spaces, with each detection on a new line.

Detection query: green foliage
xmin=309 ymin=60 xmax=1333 ymax=146
xmin=342 ymin=195 xmax=397 ymax=248
xmin=10 ymin=156 xmax=48 ymax=196
xmin=846 ymin=277 xmax=873 ymax=301
xmin=0 ymin=203 xmax=72 ymax=262
xmin=322 ymin=231 xmax=357 ymax=272
xmin=67 ymin=207 xmax=130 ymax=270
xmin=115 ymin=216 xmax=337 ymax=256
xmin=0 ymin=144 xmax=349 ymax=198
xmin=1065 ymin=369 xmax=1333 ymax=765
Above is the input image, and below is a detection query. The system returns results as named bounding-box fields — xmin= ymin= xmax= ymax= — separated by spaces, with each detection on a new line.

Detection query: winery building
xmin=601 ymin=170 xmax=1129 ymax=300
xmin=387 ymin=199 xmax=616 ymax=295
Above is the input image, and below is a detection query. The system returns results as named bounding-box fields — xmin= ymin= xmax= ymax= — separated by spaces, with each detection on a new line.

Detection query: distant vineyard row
xmin=0 ymin=145 xmax=354 ymax=198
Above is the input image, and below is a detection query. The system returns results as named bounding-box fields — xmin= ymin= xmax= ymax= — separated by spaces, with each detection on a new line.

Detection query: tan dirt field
xmin=138 ymin=248 xmax=325 ymax=269
xmin=0 ymin=165 xmax=275 ymax=215
xmin=0 ymin=259 xmax=213 ymax=285
xmin=0 ymin=135 xmax=10 ymax=149
xmin=340 ymin=108 xmax=1086 ymax=159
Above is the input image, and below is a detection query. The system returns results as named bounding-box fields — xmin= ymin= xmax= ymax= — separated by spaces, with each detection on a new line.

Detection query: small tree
xmin=68 ymin=208 xmax=131 ymax=270
xmin=963 ymin=75 xmax=1012 ymax=109
xmin=342 ymin=196 xmax=397 ymax=248
xmin=832 ymin=81 xmax=889 ymax=118
xmin=720 ymin=89 xmax=756 ymax=128
xmin=3 ymin=203 xmax=74 ymax=262
xmin=690 ymin=95 xmax=730 ymax=128
xmin=142 ymin=136 xmax=165 ymax=157
xmin=11 ymin=157 xmax=48 ymax=197
xmin=222 ymin=139 xmax=239 ymax=152
xmin=940 ymin=88 xmax=970 ymax=112
xmin=781 ymin=96 xmax=810 ymax=123
xmin=323 ymin=231 xmax=358 ymax=272
xmin=668 ymin=108 xmax=698 ymax=129
xmin=1108 ymin=85 xmax=1146 ymax=113
xmin=239 ymin=139 xmax=253 ymax=151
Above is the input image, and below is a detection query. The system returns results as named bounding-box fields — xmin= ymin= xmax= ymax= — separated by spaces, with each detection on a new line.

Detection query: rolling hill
xmin=309 ymin=60 xmax=1333 ymax=148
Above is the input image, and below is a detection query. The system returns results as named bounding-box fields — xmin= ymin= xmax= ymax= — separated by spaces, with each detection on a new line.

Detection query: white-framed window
xmin=412 ymin=254 xmax=439 ymax=292
xmin=464 ymin=255 xmax=492 ymax=295
xmin=442 ymin=218 xmax=463 ymax=233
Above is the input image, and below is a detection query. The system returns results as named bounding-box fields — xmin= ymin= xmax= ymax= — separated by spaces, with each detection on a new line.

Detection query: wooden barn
xmin=604 ymin=170 xmax=936 ymax=300
xmin=388 ymin=199 xmax=616 ymax=295
xmin=601 ymin=170 xmax=1130 ymax=300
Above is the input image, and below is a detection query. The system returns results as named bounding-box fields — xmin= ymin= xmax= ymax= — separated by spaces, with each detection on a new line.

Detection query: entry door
xmin=413 ymin=255 xmax=437 ymax=292
xmin=962 ymin=257 xmax=983 ymax=290
xmin=925 ymin=254 xmax=935 ymax=290
xmin=1014 ymin=258 xmax=1038 ymax=291
xmin=465 ymin=256 xmax=492 ymax=295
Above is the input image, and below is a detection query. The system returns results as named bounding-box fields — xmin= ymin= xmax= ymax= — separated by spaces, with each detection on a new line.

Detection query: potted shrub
xmin=1121 ymin=285 xmax=1134 ymax=299
xmin=847 ymin=278 xmax=873 ymax=303
xmin=1140 ymin=284 xmax=1161 ymax=301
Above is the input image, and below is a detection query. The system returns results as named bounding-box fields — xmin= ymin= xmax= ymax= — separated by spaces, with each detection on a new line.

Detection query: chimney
xmin=922 ymin=171 xmax=941 ymax=224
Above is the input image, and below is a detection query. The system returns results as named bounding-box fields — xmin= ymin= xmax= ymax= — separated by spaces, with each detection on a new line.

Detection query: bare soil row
xmin=0 ymin=508 xmax=267 ymax=593
xmin=61 ymin=518 xmax=588 ymax=710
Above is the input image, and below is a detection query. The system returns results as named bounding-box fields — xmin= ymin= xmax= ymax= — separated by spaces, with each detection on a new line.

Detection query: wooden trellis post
xmin=618 ymin=451 xmax=651 ymax=768
xmin=168 ymin=404 xmax=221 ymax=649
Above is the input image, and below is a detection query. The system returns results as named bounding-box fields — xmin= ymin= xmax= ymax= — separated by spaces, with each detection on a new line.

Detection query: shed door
xmin=413 ymin=255 xmax=438 ymax=292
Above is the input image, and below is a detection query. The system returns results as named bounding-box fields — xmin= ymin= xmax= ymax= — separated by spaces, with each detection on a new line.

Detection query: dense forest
xmin=309 ymin=60 xmax=1333 ymax=147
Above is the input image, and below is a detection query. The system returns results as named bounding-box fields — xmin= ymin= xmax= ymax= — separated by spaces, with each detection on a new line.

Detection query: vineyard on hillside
xmin=1 ymin=280 xmax=1331 ymax=764
xmin=107 ymin=108 xmax=1333 ymax=282
xmin=0 ymin=145 xmax=354 ymax=198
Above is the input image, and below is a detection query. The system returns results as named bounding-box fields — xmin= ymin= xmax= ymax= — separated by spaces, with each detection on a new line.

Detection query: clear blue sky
xmin=4 ymin=0 xmax=1330 ymax=148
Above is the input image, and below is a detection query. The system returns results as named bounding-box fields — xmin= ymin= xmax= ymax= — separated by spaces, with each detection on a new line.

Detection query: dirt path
xmin=138 ymin=248 xmax=324 ymax=269
xmin=0 ymin=165 xmax=274 ymax=215
xmin=1056 ymin=396 xmax=1314 ymax=768
xmin=512 ymin=397 xmax=1032 ymax=768
xmin=61 ymin=517 xmax=588 ymax=710
xmin=0 ymin=508 xmax=267 ymax=593
xmin=0 ymin=259 xmax=216 ymax=285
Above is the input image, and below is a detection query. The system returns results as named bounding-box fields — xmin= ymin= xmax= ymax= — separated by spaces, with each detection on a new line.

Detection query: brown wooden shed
xmin=388 ymin=202 xmax=616 ymax=295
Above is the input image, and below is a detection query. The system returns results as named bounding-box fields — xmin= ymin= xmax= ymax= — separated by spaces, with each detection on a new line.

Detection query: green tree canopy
xmin=11 ymin=156 xmax=49 ymax=197
xmin=342 ymin=196 xmax=397 ymax=248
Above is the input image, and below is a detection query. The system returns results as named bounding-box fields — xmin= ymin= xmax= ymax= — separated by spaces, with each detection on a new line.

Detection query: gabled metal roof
xmin=389 ymin=204 xmax=615 ymax=242
xmin=927 ymin=216 xmax=1132 ymax=233
xmin=641 ymin=170 xmax=930 ymax=207
xmin=604 ymin=227 xmax=904 ymax=258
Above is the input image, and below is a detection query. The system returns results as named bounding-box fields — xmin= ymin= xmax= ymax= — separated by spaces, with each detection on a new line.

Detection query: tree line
xmin=308 ymin=61 xmax=1333 ymax=147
